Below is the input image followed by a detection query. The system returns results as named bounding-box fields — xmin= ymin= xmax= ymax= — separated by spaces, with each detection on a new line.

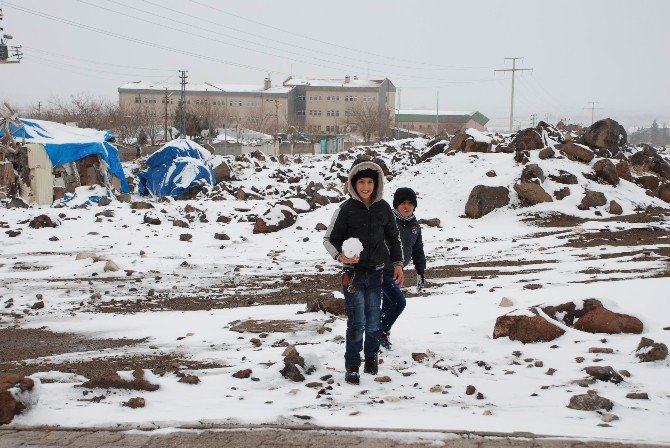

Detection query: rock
xmin=412 ymin=353 xmax=428 ymax=363
xmin=557 ymin=142 xmax=595 ymax=163
xmin=31 ymin=301 xmax=44 ymax=310
xmin=116 ymin=193 xmax=131 ymax=203
xmin=567 ymin=392 xmax=613 ymax=412
xmin=635 ymin=337 xmax=668 ymax=362
xmin=280 ymin=361 xmax=305 ymax=382
xmin=493 ymin=314 xmax=564 ymax=343
xmin=253 ymin=205 xmax=297 ymax=234
xmin=7 ymin=197 xmax=29 ymax=209
xmin=98 ymin=196 xmax=112 ymax=206
xmin=283 ymin=346 xmax=305 ymax=368
xmin=657 ymin=182 xmax=670 ymax=203
xmin=464 ymin=185 xmax=510 ymax=218
xmin=213 ymin=161 xmax=232 ymax=184
xmin=578 ymin=191 xmax=607 ymax=210
xmin=306 ymin=296 xmax=345 ymax=316
xmin=548 ymin=170 xmax=579 ymax=185
xmin=216 ymin=215 xmax=232 ymax=223
xmin=636 ymin=175 xmax=660 ymax=191
xmin=601 ymin=413 xmax=619 ymax=423
xmin=584 ymin=366 xmax=624 ymax=384
xmin=104 ymin=260 xmax=119 ymax=272
xmin=574 ymin=307 xmax=643 ymax=334
xmin=173 ymin=219 xmax=189 ymax=228
xmin=476 ymin=392 xmax=485 ymax=400
xmin=429 ymin=385 xmax=443 ymax=393
xmin=214 ymin=233 xmax=230 ymax=241
xmin=499 ymin=297 xmax=514 ymax=307
xmin=609 ymin=200 xmax=623 ymax=215
xmin=546 ymin=368 xmax=557 ymax=376
xmin=521 ymin=164 xmax=545 ymax=183
xmin=465 ymin=385 xmax=476 ymax=395
xmin=418 ymin=218 xmax=441 ymax=227
xmin=29 ymin=215 xmax=58 ymax=229
xmin=514 ymin=183 xmax=552 ymax=206
xmin=593 ymin=159 xmax=620 ymax=186
xmin=554 ymin=187 xmax=571 ymax=200
xmin=541 ymin=299 xmax=603 ymax=327
xmin=80 ymin=369 xmax=159 ymax=391
xmin=131 ymin=201 xmax=153 ymax=210
xmin=523 ymin=283 xmax=542 ymax=290
xmin=0 ymin=375 xmax=37 ymax=425
xmin=626 ymin=392 xmax=649 ymax=400
xmin=486 ymin=170 xmax=497 ymax=177
xmin=615 ymin=161 xmax=633 ymax=182
xmin=143 ymin=213 xmax=161 ymax=225
xmin=589 ymin=347 xmax=614 ymax=354
xmin=538 ymin=147 xmax=555 ymax=159
xmin=232 ymin=369 xmax=252 ymax=379
xmin=419 ymin=142 xmax=447 ymax=162
xmin=123 ymin=397 xmax=145 ymax=409
xmin=179 ymin=233 xmax=192 ymax=242
xmin=512 ymin=128 xmax=545 ymax=151
xmin=580 ymin=118 xmax=627 ymax=153
xmin=374 ymin=376 xmax=391 ymax=383
xmin=447 ymin=131 xmax=491 ymax=153
xmin=315 ymin=222 xmax=327 ymax=231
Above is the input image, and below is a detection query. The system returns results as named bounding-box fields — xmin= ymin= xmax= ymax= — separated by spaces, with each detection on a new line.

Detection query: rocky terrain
xmin=1 ymin=119 xmax=669 ymax=444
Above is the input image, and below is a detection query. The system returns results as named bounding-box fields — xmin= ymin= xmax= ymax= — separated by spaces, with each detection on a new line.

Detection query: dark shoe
xmin=345 ymin=366 xmax=360 ymax=385
xmin=380 ymin=332 xmax=392 ymax=351
xmin=363 ymin=357 xmax=378 ymax=375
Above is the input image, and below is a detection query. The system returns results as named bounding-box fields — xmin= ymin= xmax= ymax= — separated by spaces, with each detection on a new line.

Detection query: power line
xmin=23 ymin=45 xmax=175 ymax=72
xmin=584 ymin=101 xmax=602 ymax=125
xmin=495 ymin=57 xmax=533 ymax=132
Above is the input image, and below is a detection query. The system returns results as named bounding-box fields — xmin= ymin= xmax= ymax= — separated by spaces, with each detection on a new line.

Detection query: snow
xmin=465 ymin=128 xmax=493 ymax=144
xmin=262 ymin=205 xmax=295 ymax=226
xmin=284 ymin=77 xmax=382 ymax=88
xmin=119 ymin=81 xmax=292 ymax=94
xmin=396 ymin=109 xmax=476 ymax=117
xmin=1 ymin=137 xmax=669 ymax=443
xmin=342 ymin=238 xmax=363 ymax=258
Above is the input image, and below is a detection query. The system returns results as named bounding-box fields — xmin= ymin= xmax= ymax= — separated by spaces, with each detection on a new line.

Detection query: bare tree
xmin=242 ymin=108 xmax=274 ymax=134
xmin=344 ymin=102 xmax=391 ymax=143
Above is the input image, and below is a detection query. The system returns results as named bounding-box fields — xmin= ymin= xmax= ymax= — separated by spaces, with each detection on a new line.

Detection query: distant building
xmin=118 ymin=75 xmax=396 ymax=137
xmin=395 ymin=110 xmax=489 ymax=133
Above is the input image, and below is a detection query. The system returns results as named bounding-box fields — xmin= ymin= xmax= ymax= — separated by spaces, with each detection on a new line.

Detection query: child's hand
xmin=393 ymin=265 xmax=404 ymax=287
xmin=339 ymin=253 xmax=360 ymax=264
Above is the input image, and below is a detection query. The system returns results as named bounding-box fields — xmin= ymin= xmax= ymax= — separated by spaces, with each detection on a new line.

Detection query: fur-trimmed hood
xmin=346 ymin=160 xmax=385 ymax=204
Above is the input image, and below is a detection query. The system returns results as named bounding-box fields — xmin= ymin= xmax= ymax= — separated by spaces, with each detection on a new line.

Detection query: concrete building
xmin=118 ymin=76 xmax=396 ymax=137
xmin=395 ymin=110 xmax=489 ymax=133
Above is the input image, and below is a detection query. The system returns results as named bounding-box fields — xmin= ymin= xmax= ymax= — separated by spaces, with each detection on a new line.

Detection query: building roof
xmin=395 ymin=110 xmax=489 ymax=126
xmin=118 ymin=81 xmax=292 ymax=95
xmin=283 ymin=76 xmax=384 ymax=88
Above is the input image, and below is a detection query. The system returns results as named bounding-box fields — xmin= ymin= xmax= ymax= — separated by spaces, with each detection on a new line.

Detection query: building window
xmin=363 ymin=96 xmax=376 ymax=102
xmin=309 ymin=110 xmax=322 ymax=116
xmin=297 ymin=110 xmax=305 ymax=116
xmin=134 ymin=96 xmax=141 ymax=104
xmin=326 ymin=110 xmax=340 ymax=117
xmin=309 ymin=95 xmax=322 ymax=101
xmin=345 ymin=95 xmax=357 ymax=102
xmin=326 ymin=95 xmax=339 ymax=101
xmin=246 ymin=101 xmax=259 ymax=107
xmin=229 ymin=100 xmax=242 ymax=107
xmin=297 ymin=94 xmax=306 ymax=101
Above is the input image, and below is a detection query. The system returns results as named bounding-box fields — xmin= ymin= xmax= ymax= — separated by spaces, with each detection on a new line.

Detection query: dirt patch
xmin=426 ymin=259 xmax=556 ymax=280
xmin=229 ymin=319 xmax=309 ymax=333
xmin=561 ymin=227 xmax=670 ymax=248
xmin=522 ymin=207 xmax=670 ymax=228
xmin=0 ymin=328 xmax=146 ymax=363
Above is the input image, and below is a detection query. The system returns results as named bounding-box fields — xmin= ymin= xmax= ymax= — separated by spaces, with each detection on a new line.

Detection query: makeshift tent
xmin=0 ymin=118 xmax=130 ymax=202
xmin=138 ymin=139 xmax=215 ymax=198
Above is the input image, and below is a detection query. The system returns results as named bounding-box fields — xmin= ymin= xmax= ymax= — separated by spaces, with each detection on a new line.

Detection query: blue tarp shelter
xmin=0 ymin=118 xmax=130 ymax=192
xmin=138 ymin=139 xmax=215 ymax=198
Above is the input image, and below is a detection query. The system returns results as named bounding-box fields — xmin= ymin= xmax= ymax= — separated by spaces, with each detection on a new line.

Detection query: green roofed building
xmin=395 ymin=109 xmax=489 ymax=134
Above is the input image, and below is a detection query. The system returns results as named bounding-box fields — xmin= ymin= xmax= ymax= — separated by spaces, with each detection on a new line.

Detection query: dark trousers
xmin=342 ymin=269 xmax=382 ymax=368
xmin=380 ymin=271 xmax=407 ymax=333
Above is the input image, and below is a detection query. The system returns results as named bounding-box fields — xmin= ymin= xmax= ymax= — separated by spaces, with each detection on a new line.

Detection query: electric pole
xmin=178 ymin=70 xmax=188 ymax=137
xmin=163 ymin=88 xmax=173 ymax=143
xmin=435 ymin=90 xmax=439 ymax=134
xmin=584 ymin=101 xmax=602 ymax=125
xmin=495 ymin=57 xmax=533 ymax=132
xmin=530 ymin=113 xmax=537 ymax=127
xmin=0 ymin=7 xmax=23 ymax=64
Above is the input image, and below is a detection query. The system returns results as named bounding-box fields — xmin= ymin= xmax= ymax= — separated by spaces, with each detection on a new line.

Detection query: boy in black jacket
xmin=324 ymin=159 xmax=404 ymax=385
xmin=380 ymin=187 xmax=426 ymax=350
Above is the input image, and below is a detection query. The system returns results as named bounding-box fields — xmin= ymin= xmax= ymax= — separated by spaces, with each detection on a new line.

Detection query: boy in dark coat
xmin=323 ymin=159 xmax=404 ymax=384
xmin=380 ymin=187 xmax=426 ymax=350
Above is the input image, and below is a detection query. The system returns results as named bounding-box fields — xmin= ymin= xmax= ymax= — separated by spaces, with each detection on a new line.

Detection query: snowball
xmin=342 ymin=238 xmax=363 ymax=258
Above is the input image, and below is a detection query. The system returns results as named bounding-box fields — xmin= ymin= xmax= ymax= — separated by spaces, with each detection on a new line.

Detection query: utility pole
xmin=178 ymin=70 xmax=188 ymax=137
xmin=0 ymin=7 xmax=23 ymax=65
xmin=163 ymin=88 xmax=173 ymax=143
xmin=530 ymin=113 xmax=537 ymax=127
xmin=584 ymin=101 xmax=602 ymax=125
xmin=435 ymin=90 xmax=439 ymax=135
xmin=204 ymin=82 xmax=228 ymax=155
xmin=495 ymin=57 xmax=532 ymax=132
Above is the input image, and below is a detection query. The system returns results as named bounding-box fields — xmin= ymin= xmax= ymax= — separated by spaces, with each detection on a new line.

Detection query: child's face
xmin=397 ymin=200 xmax=415 ymax=218
xmin=355 ymin=178 xmax=375 ymax=201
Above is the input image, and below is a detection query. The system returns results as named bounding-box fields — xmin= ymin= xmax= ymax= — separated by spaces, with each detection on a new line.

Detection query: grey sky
xmin=1 ymin=0 xmax=668 ymax=130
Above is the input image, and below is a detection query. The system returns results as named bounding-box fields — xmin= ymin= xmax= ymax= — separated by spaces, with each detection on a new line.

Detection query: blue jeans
xmin=342 ymin=269 xmax=382 ymax=368
xmin=380 ymin=272 xmax=406 ymax=333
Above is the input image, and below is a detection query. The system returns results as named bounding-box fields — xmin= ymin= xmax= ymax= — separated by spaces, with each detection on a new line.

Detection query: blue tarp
xmin=0 ymin=119 xmax=130 ymax=193
xmin=138 ymin=139 xmax=215 ymax=198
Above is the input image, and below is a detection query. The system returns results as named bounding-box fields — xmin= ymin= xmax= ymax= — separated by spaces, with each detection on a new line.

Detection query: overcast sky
xmin=1 ymin=0 xmax=668 ymax=130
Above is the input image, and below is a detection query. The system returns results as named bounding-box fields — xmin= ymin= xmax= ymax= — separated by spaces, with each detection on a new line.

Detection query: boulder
xmin=593 ymin=159 xmax=619 ymax=186
xmin=573 ymin=307 xmax=643 ymax=334
xmin=636 ymin=175 xmax=660 ymax=191
xmin=131 ymin=201 xmax=153 ymax=210
xmin=615 ymin=161 xmax=633 ymax=182
xmin=253 ymin=205 xmax=297 ymax=234
xmin=578 ymin=191 xmax=607 ymax=210
xmin=213 ymin=161 xmax=232 ymax=184
xmin=557 ymin=142 xmax=595 ymax=163
xmin=80 ymin=369 xmax=159 ymax=391
xmin=548 ymin=170 xmax=578 ymax=185
xmin=580 ymin=118 xmax=627 ymax=153
xmin=306 ymin=296 xmax=345 ymax=316
xmin=521 ymin=164 xmax=545 ymax=183
xmin=7 ymin=197 xmax=29 ymax=209
xmin=419 ymin=142 xmax=447 ymax=162
xmin=29 ymin=215 xmax=58 ymax=229
xmin=635 ymin=337 xmax=668 ymax=362
xmin=541 ymin=299 xmax=603 ymax=326
xmin=657 ymin=183 xmax=670 ymax=203
xmin=554 ymin=187 xmax=571 ymax=200
xmin=609 ymin=200 xmax=623 ymax=215
xmin=143 ymin=213 xmax=161 ymax=225
xmin=584 ymin=366 xmax=624 ymax=384
xmin=512 ymin=128 xmax=544 ymax=151
xmin=0 ymin=375 xmax=37 ymax=425
xmin=493 ymin=313 xmax=565 ymax=343
xmin=567 ymin=391 xmax=613 ymax=412
xmin=538 ymin=147 xmax=555 ymax=159
xmin=464 ymin=185 xmax=510 ymax=218
xmin=418 ymin=218 xmax=441 ymax=227
xmin=447 ymin=131 xmax=491 ymax=153
xmin=123 ymin=397 xmax=146 ymax=408
xmin=514 ymin=183 xmax=552 ymax=206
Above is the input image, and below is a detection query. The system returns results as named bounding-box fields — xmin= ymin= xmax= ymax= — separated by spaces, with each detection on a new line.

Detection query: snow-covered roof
xmin=283 ymin=76 xmax=384 ymax=88
xmin=119 ymin=81 xmax=292 ymax=95
xmin=396 ymin=109 xmax=476 ymax=116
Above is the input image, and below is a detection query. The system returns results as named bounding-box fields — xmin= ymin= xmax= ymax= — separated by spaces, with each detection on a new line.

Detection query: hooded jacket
xmin=383 ymin=211 xmax=426 ymax=275
xmin=323 ymin=160 xmax=403 ymax=271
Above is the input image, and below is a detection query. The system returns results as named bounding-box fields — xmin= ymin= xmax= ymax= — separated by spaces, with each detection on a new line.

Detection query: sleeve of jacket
xmin=384 ymin=203 xmax=404 ymax=266
xmin=412 ymin=226 xmax=427 ymax=274
xmin=323 ymin=203 xmax=347 ymax=260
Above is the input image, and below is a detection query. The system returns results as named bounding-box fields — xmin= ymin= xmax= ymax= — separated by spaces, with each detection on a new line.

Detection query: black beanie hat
xmin=351 ymin=168 xmax=378 ymax=188
xmin=393 ymin=187 xmax=417 ymax=209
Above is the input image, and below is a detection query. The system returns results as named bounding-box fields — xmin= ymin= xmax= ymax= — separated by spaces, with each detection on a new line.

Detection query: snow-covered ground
xmin=1 ymin=140 xmax=669 ymax=444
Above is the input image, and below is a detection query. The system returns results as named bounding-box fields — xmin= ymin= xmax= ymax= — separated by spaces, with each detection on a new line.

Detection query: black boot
xmin=345 ymin=366 xmax=360 ymax=385
xmin=380 ymin=332 xmax=392 ymax=351
xmin=363 ymin=356 xmax=378 ymax=375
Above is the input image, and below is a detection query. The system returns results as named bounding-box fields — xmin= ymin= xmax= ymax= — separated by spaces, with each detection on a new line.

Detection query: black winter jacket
xmin=324 ymin=161 xmax=403 ymax=271
xmin=384 ymin=213 xmax=426 ymax=275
